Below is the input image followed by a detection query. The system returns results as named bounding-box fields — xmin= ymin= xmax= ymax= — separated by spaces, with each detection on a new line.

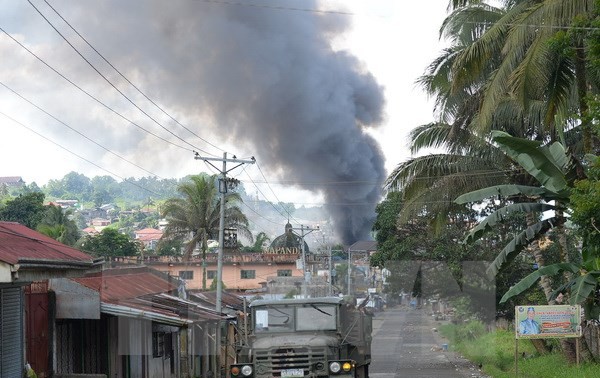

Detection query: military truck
xmin=230 ymin=297 xmax=372 ymax=378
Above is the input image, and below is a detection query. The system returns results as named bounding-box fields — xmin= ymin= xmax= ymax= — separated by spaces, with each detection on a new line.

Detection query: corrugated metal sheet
xmin=1 ymin=286 xmax=23 ymax=377
xmin=72 ymin=267 xmax=225 ymax=324
xmin=348 ymin=240 xmax=377 ymax=253
xmin=190 ymin=290 xmax=244 ymax=311
xmin=0 ymin=221 xmax=95 ymax=265
xmin=73 ymin=270 xmax=177 ymax=302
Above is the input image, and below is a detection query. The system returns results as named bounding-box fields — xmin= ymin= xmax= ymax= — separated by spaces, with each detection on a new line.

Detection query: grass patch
xmin=439 ymin=321 xmax=596 ymax=377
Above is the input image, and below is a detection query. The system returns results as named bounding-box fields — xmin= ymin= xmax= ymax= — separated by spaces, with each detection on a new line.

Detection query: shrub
xmin=454 ymin=320 xmax=486 ymax=342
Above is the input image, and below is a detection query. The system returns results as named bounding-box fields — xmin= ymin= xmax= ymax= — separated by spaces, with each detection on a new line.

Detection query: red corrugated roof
xmin=73 ymin=268 xmax=177 ymax=302
xmin=0 ymin=221 xmax=94 ymax=265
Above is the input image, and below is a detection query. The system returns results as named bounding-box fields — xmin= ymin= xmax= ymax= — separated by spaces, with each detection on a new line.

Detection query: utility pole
xmin=195 ymin=152 xmax=255 ymax=314
xmin=347 ymin=250 xmax=352 ymax=297
xmin=291 ymin=224 xmax=319 ymax=298
xmin=328 ymin=245 xmax=333 ymax=296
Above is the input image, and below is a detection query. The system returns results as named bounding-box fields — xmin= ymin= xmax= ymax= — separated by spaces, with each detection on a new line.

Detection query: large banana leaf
xmin=491 ymin=130 xmax=569 ymax=193
xmin=486 ymin=217 xmax=555 ymax=277
xmin=464 ymin=202 xmax=555 ymax=243
xmin=499 ymin=263 xmax=580 ymax=303
xmin=569 ymin=273 xmax=600 ymax=305
xmin=455 ymin=184 xmax=551 ymax=204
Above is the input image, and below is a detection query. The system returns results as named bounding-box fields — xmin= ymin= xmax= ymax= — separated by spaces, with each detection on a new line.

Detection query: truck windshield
xmin=254 ymin=306 xmax=294 ymax=332
xmin=254 ymin=304 xmax=337 ymax=332
xmin=296 ymin=304 xmax=336 ymax=331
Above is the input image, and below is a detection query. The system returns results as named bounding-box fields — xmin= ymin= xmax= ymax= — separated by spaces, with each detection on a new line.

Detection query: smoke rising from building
xmin=14 ymin=0 xmax=388 ymax=243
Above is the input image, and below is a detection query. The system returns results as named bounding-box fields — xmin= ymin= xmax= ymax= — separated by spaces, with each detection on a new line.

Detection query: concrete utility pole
xmin=328 ymin=245 xmax=333 ymax=296
xmin=291 ymin=224 xmax=319 ymax=298
xmin=195 ymin=152 xmax=255 ymax=314
xmin=347 ymin=250 xmax=352 ymax=297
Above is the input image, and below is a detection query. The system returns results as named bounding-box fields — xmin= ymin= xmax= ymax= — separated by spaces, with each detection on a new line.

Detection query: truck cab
xmin=231 ymin=297 xmax=371 ymax=378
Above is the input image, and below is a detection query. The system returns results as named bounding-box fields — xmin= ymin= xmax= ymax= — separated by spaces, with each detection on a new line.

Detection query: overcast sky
xmin=0 ymin=0 xmax=449 ymax=242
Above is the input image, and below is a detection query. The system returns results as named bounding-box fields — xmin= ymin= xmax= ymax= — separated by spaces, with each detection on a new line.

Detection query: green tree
xmin=0 ymin=192 xmax=46 ymax=229
xmin=78 ymin=228 xmax=140 ymax=257
xmin=242 ymin=232 xmax=270 ymax=252
xmin=36 ymin=204 xmax=80 ymax=246
xmin=62 ymin=172 xmax=93 ymax=201
xmin=161 ymin=175 xmax=252 ymax=289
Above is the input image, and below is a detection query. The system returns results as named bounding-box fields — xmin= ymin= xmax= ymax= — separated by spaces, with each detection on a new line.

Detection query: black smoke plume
xmin=31 ymin=0 xmax=387 ymax=243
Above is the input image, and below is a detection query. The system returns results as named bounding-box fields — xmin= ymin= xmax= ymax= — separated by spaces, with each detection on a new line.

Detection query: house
xmin=82 ymin=226 xmax=100 ymax=235
xmin=91 ymin=218 xmax=111 ymax=227
xmin=0 ymin=221 xmax=102 ymax=377
xmin=134 ymin=228 xmax=163 ymax=250
xmin=0 ymin=176 xmax=25 ymax=187
xmin=53 ymin=199 xmax=79 ymax=209
xmin=48 ymin=266 xmax=231 ymax=378
xmin=148 ymin=251 xmax=304 ymax=291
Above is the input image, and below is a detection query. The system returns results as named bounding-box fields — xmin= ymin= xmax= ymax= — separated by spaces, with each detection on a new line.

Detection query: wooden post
xmin=576 ymin=337 xmax=580 ymax=368
xmin=515 ymin=338 xmax=519 ymax=377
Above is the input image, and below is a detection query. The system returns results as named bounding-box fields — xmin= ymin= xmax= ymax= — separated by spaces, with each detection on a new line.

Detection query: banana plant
xmin=499 ymin=250 xmax=600 ymax=319
xmin=455 ymin=130 xmax=580 ymax=277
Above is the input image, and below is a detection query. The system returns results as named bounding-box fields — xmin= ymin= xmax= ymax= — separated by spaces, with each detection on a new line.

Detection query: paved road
xmin=370 ymin=305 xmax=489 ymax=378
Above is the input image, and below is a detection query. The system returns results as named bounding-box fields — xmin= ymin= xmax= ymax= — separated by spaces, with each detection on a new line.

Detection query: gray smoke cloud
xmin=16 ymin=0 xmax=387 ymax=243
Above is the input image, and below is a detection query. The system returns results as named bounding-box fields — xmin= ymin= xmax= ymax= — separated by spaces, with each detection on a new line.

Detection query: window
xmin=277 ymin=269 xmax=292 ymax=277
xmin=255 ymin=306 xmax=295 ymax=332
xmin=179 ymin=270 xmax=193 ymax=280
xmin=152 ymin=332 xmax=165 ymax=357
xmin=207 ymin=270 xmax=217 ymax=279
xmin=296 ymin=305 xmax=337 ymax=331
xmin=240 ymin=270 xmax=256 ymax=279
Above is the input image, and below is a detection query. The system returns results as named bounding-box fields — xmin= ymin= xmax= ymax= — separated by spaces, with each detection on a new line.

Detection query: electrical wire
xmin=0 ymin=110 xmax=161 ymax=196
xmin=26 ymin=0 xmax=214 ymax=156
xmin=0 ymin=26 xmax=192 ymax=153
xmin=36 ymin=0 xmax=224 ymax=156
xmin=192 ymin=0 xmax=355 ymax=16
xmin=0 ymin=80 xmax=164 ymax=179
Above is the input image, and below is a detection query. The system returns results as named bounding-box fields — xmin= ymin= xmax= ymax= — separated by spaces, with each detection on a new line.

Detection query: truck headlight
xmin=231 ymin=364 xmax=253 ymax=377
xmin=329 ymin=362 xmax=341 ymax=373
xmin=241 ymin=365 xmax=253 ymax=376
xmin=329 ymin=360 xmax=354 ymax=375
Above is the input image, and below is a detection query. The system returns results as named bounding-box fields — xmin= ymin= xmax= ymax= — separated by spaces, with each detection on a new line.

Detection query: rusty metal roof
xmin=73 ymin=266 xmax=225 ymax=322
xmin=348 ymin=240 xmax=377 ymax=253
xmin=190 ymin=290 xmax=244 ymax=311
xmin=0 ymin=221 xmax=95 ymax=265
xmin=73 ymin=266 xmax=178 ymax=302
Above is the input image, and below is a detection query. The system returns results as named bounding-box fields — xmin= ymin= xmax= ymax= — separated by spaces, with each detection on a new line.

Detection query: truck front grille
xmin=255 ymin=347 xmax=327 ymax=376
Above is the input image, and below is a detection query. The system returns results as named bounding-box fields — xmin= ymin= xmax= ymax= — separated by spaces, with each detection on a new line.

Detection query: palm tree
xmin=447 ymin=0 xmax=597 ymax=150
xmin=161 ymin=174 xmax=252 ymax=289
xmin=36 ymin=204 xmax=80 ymax=246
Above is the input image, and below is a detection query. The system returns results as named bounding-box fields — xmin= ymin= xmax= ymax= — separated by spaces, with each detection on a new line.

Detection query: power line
xmin=255 ymin=162 xmax=297 ymax=221
xmin=0 ymin=26 xmax=192 ymax=153
xmin=26 ymin=0 xmax=214 ymax=156
xmin=0 ymin=80 xmax=164 ymax=179
xmin=37 ymin=0 xmax=223 ymax=156
xmin=0 ymin=111 xmax=161 ymax=196
xmin=192 ymin=0 xmax=356 ymax=16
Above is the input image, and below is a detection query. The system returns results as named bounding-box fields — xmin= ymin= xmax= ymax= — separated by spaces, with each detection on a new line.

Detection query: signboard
xmin=515 ymin=305 xmax=581 ymax=339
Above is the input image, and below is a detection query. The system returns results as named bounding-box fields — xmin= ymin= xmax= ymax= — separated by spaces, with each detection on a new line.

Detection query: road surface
xmin=370 ymin=305 xmax=490 ymax=377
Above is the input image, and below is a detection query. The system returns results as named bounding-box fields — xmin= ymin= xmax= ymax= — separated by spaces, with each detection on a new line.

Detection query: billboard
xmin=515 ymin=305 xmax=582 ymax=339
